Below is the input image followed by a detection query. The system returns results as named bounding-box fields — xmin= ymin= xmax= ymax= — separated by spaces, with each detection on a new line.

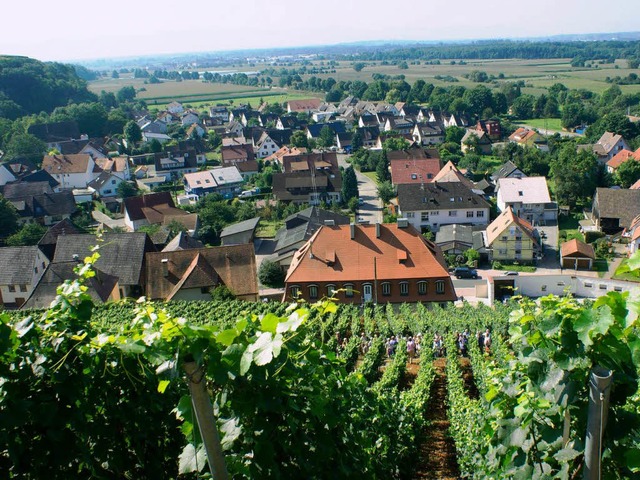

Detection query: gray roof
xmin=220 ymin=217 xmax=261 ymax=239
xmin=397 ymin=182 xmax=491 ymax=212
xmin=435 ymin=224 xmax=485 ymax=251
xmin=275 ymin=207 xmax=349 ymax=253
xmin=162 ymin=231 xmax=204 ymax=252
xmin=490 ymin=161 xmax=523 ymax=182
xmin=22 ymin=262 xmax=118 ymax=310
xmin=52 ymin=233 xmax=156 ymax=286
xmin=0 ymin=246 xmax=42 ymax=285
xmin=594 ymin=188 xmax=640 ymax=228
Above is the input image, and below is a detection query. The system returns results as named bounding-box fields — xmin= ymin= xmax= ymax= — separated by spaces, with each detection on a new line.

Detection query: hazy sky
xmin=2 ymin=0 xmax=638 ymax=61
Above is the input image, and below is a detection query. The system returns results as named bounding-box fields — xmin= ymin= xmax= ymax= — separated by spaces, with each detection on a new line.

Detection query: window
xmin=309 ymin=285 xmax=318 ymax=299
xmin=406 ymin=212 xmax=415 ymax=218
xmin=421 ymin=212 xmax=429 ymax=221
xmin=435 ymin=280 xmax=445 ymax=294
xmin=614 ymin=286 xmax=623 ymax=292
xmin=585 ymin=282 xmax=593 ymax=288
xmin=344 ymin=284 xmax=354 ymax=298
xmin=111 ymin=180 xmax=116 ymax=185
xmin=417 ymin=281 xmax=427 ymax=295
xmin=467 ymin=211 xmax=474 ymax=218
xmin=501 ymin=236 xmax=508 ymax=241
xmin=448 ymin=211 xmax=457 ymax=217
xmin=411 ymin=174 xmax=417 ymax=179
xmin=382 ymin=282 xmax=391 ymax=296
xmin=498 ymin=249 xmax=507 ymax=255
xmin=541 ymin=285 xmax=547 ymax=292
xmin=557 ymin=282 xmax=565 ymax=287
xmin=399 ymin=282 xmax=409 ymax=296
xmin=515 ymin=250 xmax=521 ymax=255
xmin=8 ymin=285 xmax=16 ymax=292
xmin=290 ymin=285 xmax=300 ymax=298
xmin=476 ymin=211 xmax=484 ymax=218
xmin=326 ymin=284 xmax=336 ymax=297
xmin=200 ymin=286 xmax=210 ymax=294
xmin=599 ymin=284 xmax=607 ymax=290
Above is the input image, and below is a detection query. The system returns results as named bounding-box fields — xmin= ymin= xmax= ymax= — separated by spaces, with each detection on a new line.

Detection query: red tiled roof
xmin=606 ymin=149 xmax=638 ymax=169
xmin=285 ymin=223 xmax=450 ymax=284
xmin=287 ymin=98 xmax=322 ymax=112
xmin=560 ymin=238 xmax=595 ymax=259
xmin=390 ymin=158 xmax=442 ymax=185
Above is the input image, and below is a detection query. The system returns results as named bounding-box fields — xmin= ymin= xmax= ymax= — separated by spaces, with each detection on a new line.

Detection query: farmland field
xmin=88 ymin=76 xmax=320 ymax=109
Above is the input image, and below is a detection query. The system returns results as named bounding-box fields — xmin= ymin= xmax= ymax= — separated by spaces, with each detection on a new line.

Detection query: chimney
xmin=350 ymin=223 xmax=356 ymax=239
xmin=161 ymin=258 xmax=169 ymax=277
xmin=324 ymin=219 xmax=335 ymax=226
xmin=397 ymin=218 xmax=409 ymax=228
xmin=375 ymin=223 xmax=381 ymax=238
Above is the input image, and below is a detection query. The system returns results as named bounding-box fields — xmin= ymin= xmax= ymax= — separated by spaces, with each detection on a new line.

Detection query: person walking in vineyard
xmin=407 ymin=336 xmax=416 ymax=364
xmin=477 ymin=330 xmax=484 ymax=352
xmin=483 ymin=328 xmax=492 ymax=354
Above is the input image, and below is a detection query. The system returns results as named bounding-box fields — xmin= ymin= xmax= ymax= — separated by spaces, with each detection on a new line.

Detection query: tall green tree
xmin=377 ymin=181 xmax=396 ymax=205
xmin=549 ymin=144 xmax=600 ymax=207
xmin=123 ymin=121 xmax=142 ymax=146
xmin=341 ymin=165 xmax=358 ymax=203
xmin=6 ymin=223 xmax=47 ymax=246
xmin=319 ymin=125 xmax=335 ymax=148
xmin=290 ymin=131 xmax=308 ymax=149
xmin=0 ymin=195 xmax=19 ymax=240
xmin=376 ymin=150 xmax=391 ymax=184
xmin=614 ymin=159 xmax=640 ymax=188
xmin=351 ymin=130 xmax=363 ymax=153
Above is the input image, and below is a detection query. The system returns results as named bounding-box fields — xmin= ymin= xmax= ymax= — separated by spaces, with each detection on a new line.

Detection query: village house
xmin=209 ymin=105 xmax=230 ymax=121
xmin=145 ymin=245 xmax=258 ymax=302
xmin=0 ymin=246 xmax=50 ymax=308
xmin=154 ymin=151 xmax=200 ymax=178
xmin=51 ymin=232 xmax=157 ymax=298
xmin=220 ymin=217 xmax=261 ymax=246
xmin=397 ymin=181 xmax=491 ymax=232
xmin=389 ymin=147 xmax=442 ymax=186
xmin=183 ymin=166 xmax=243 ymax=199
xmin=123 ymin=192 xmax=197 ymax=233
xmin=605 ymin=148 xmax=640 ymax=174
xmin=591 ymin=188 xmax=640 ymax=233
xmin=287 ymin=98 xmax=322 ymax=114
xmin=268 ymin=207 xmax=350 ymax=270
xmin=496 ymin=176 xmax=557 ymax=225
xmin=283 ymin=221 xmax=456 ymax=304
xmin=474 ymin=119 xmax=502 ymax=141
xmin=484 ymin=207 xmax=540 ymax=264
xmin=412 ymin=123 xmax=445 ymax=146
xmin=42 ymin=154 xmax=100 ymax=190
xmin=490 ymin=160 xmax=526 ymax=184
xmin=593 ymin=132 xmax=631 ymax=162
xmin=3 ymin=181 xmax=77 ymax=226
xmin=435 ymin=224 xmax=487 ymax=259
xmin=508 ymin=127 xmax=546 ymax=149
xmin=461 ymin=130 xmax=492 ymax=155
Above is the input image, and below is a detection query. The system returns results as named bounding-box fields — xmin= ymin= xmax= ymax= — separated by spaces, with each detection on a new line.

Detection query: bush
xmin=258 ymin=260 xmax=285 ymax=288
xmin=492 ymin=261 xmax=503 ymax=270
xmin=585 ymin=230 xmax=605 ymax=243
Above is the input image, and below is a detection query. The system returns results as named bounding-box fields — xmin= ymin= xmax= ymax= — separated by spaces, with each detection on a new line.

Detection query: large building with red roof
xmin=283 ymin=221 xmax=456 ymax=304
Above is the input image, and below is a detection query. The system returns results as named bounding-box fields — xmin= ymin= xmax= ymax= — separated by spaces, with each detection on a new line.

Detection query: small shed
xmin=560 ymin=238 xmax=595 ymax=270
xmin=220 ymin=217 xmax=261 ymax=246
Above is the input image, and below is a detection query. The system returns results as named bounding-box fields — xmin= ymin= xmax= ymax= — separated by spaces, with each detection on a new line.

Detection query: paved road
xmin=337 ymin=154 xmax=383 ymax=224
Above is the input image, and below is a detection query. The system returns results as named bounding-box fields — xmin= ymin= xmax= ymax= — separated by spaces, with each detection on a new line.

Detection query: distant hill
xmin=0 ymin=56 xmax=96 ymax=119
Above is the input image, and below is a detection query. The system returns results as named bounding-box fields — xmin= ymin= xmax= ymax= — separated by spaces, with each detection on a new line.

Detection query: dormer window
xmin=518 ymin=191 xmax=523 ymax=196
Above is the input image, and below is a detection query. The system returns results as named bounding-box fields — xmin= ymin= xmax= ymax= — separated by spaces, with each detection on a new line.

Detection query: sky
xmin=1 ymin=0 xmax=639 ymax=62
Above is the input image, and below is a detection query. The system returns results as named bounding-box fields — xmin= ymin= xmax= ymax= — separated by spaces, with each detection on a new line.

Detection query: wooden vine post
xmin=183 ymin=359 xmax=229 ymax=480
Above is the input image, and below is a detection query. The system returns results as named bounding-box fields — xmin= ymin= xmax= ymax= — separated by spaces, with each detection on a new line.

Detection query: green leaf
xmin=157 ymin=380 xmax=170 ymax=393
xmin=485 ymin=386 xmax=499 ymax=402
xmin=251 ymin=332 xmax=283 ymax=366
xmin=178 ymin=443 xmax=207 ymax=474
xmin=627 ymin=251 xmax=640 ymax=271
xmin=260 ymin=313 xmax=280 ymax=333
xmin=14 ymin=317 xmax=34 ymax=338
xmin=216 ymin=328 xmax=238 ymax=347
xmin=240 ymin=347 xmax=253 ymax=375
xmin=117 ymin=341 xmax=146 ymax=354
xmin=276 ymin=310 xmax=306 ymax=333
xmin=573 ymin=310 xmax=595 ymax=348
xmin=625 ymin=447 xmax=640 ymax=472
xmin=554 ymin=447 xmax=581 ymax=463
xmin=219 ymin=417 xmax=242 ymax=450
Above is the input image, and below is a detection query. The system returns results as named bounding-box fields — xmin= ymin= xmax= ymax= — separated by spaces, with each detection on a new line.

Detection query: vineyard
xmin=2 ymin=272 xmax=640 ymax=478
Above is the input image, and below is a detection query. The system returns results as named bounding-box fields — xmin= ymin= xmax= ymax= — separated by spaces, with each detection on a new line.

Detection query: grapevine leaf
xmin=573 ymin=310 xmax=595 ymax=348
xmin=14 ymin=317 xmax=34 ymax=338
xmin=260 ymin=314 xmax=280 ymax=334
xmin=216 ymin=328 xmax=238 ymax=347
xmin=554 ymin=447 xmax=580 ymax=462
xmin=625 ymin=447 xmax=640 ymax=472
xmin=240 ymin=347 xmax=253 ymax=375
xmin=178 ymin=443 xmax=207 ymax=474
xmin=277 ymin=310 xmax=306 ymax=333
xmin=117 ymin=341 xmax=146 ymax=354
xmin=626 ymin=251 xmax=640 ymax=271
xmin=219 ymin=417 xmax=242 ymax=450
xmin=592 ymin=306 xmax=615 ymax=339
xmin=157 ymin=380 xmax=170 ymax=393
xmin=252 ymin=332 xmax=283 ymax=366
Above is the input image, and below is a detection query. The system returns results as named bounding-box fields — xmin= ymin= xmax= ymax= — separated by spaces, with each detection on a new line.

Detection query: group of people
xmin=337 ymin=327 xmax=493 ymax=364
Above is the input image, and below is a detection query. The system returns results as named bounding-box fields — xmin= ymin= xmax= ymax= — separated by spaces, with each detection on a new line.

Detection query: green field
xmin=300 ymin=58 xmax=640 ymax=95
xmin=148 ymin=92 xmax=318 ymax=112
xmin=515 ymin=118 xmax=564 ymax=131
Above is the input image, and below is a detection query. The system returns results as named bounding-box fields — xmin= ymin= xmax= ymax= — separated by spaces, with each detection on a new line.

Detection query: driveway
xmin=536 ymin=221 xmax=560 ymax=269
xmin=337 ymin=154 xmax=383 ymax=224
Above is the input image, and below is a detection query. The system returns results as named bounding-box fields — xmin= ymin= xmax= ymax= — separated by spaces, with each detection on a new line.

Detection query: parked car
xmin=453 ymin=267 xmax=478 ymax=279
xmin=504 ymin=271 xmax=519 ymax=276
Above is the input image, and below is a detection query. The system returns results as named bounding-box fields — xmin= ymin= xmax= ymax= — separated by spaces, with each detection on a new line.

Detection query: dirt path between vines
xmin=413 ymin=358 xmax=461 ymax=480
